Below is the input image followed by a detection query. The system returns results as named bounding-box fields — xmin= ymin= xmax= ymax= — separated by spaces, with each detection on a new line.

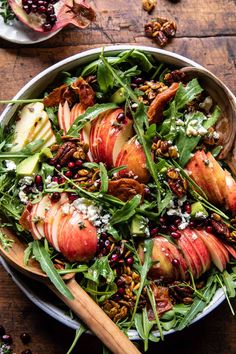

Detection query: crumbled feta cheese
xmin=19 ymin=190 xmax=28 ymax=204
xmin=73 ymin=198 xmax=111 ymax=233
xmin=5 ymin=160 xmax=16 ymax=171
xmin=195 ymin=211 xmax=207 ymax=219
xmin=61 ymin=203 xmax=71 ymax=215
xmin=18 ymin=176 xmax=33 ymax=186
xmin=213 ymin=131 xmax=220 ymax=139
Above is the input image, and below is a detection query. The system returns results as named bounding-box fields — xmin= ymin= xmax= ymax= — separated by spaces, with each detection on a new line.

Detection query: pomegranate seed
xmin=144 ymin=187 xmax=151 ymax=197
xmin=153 ymin=136 xmax=160 ymax=143
xmin=104 ymin=240 xmax=111 ymax=249
xmin=116 ymin=112 xmax=125 ymax=123
xmin=101 ymin=232 xmax=108 ymax=240
xmin=159 ymin=217 xmax=166 ymax=224
xmin=189 ymin=221 xmax=195 ymax=229
xmin=171 ymin=231 xmax=181 ymax=239
xmin=68 ymin=193 xmax=78 ymax=202
xmin=126 ymin=257 xmax=134 ymax=266
xmin=206 ymin=226 xmax=213 ymax=233
xmin=51 ymin=192 xmax=61 ymax=202
xmin=174 ymin=217 xmax=182 ymax=226
xmin=52 ymin=176 xmax=59 ymax=183
xmin=43 ymin=23 xmax=52 ymax=31
xmin=38 ymin=5 xmax=46 ymax=12
xmin=46 ymin=4 xmax=54 ymax=14
xmin=67 ymin=161 xmax=75 ymax=169
xmin=111 ymin=254 xmax=119 ymax=262
xmin=22 ymin=0 xmax=29 ymax=4
xmin=20 ymin=333 xmax=31 ymax=344
xmin=0 ymin=325 xmax=6 ymax=336
xmin=37 ymin=0 xmax=44 ymax=5
xmin=59 ymin=177 xmax=66 ymax=184
xmin=73 ymin=174 xmax=79 ymax=179
xmin=118 ymin=287 xmax=125 ymax=295
xmin=170 ymin=225 xmax=177 ymax=232
xmin=23 ymin=5 xmax=31 ymax=14
xmin=48 ymin=14 xmax=57 ymax=23
xmin=102 ymin=248 xmax=109 ymax=255
xmin=117 ymin=278 xmax=125 ymax=287
xmin=55 ymin=164 xmax=61 ymax=170
xmin=172 ymin=258 xmax=180 ymax=267
xmin=48 ymin=158 xmax=56 ymax=166
xmin=2 ymin=334 xmax=12 ymax=344
xmin=37 ymin=185 xmax=43 ymax=192
xmin=31 ymin=4 xmax=37 ymax=12
xmin=65 ymin=170 xmax=73 ymax=178
xmin=161 ymin=225 xmax=167 ymax=232
xmin=133 ymin=77 xmax=144 ymax=85
xmin=112 ymin=294 xmax=121 ymax=301
xmin=35 ymin=174 xmax=42 ymax=186
xmin=150 ymin=227 xmax=159 ymax=236
xmin=184 ymin=202 xmax=191 ymax=214
xmin=75 ymin=159 xmax=83 ymax=167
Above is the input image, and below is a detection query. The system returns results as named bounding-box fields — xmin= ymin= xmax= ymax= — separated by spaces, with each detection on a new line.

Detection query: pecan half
xmin=210 ymin=219 xmax=231 ymax=240
xmin=52 ymin=141 xmax=77 ymax=166
xmin=108 ymin=178 xmax=145 ymax=202
xmin=167 ymin=168 xmax=188 ymax=197
xmin=144 ymin=16 xmax=177 ymax=47
xmin=142 ymin=0 xmax=157 ymax=13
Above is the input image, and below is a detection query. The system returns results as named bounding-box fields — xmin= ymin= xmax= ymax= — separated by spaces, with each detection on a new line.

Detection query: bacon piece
xmin=71 ymin=77 xmax=95 ymax=109
xmin=147 ymin=82 xmax=179 ymax=123
xmin=148 ymin=285 xmax=173 ymax=319
xmin=108 ymin=178 xmax=145 ymax=202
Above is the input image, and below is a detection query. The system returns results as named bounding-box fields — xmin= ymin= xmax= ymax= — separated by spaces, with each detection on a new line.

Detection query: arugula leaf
xmin=66 ymin=324 xmax=87 ymax=354
xmin=67 ymin=103 xmax=117 ymax=136
xmin=120 ymin=50 xmax=154 ymax=72
xmin=134 ymin=309 xmax=156 ymax=352
xmin=99 ymin=163 xmax=108 ymax=193
xmin=129 ymin=239 xmax=154 ymax=328
xmin=84 ymin=255 xmax=115 ymax=284
xmin=110 ymin=195 xmax=141 ymax=225
xmin=24 ymin=242 xmax=34 ymax=265
xmin=0 ymin=230 xmax=13 ymax=252
xmin=221 ymin=270 xmax=236 ymax=298
xmin=176 ymin=273 xmax=216 ymax=330
xmin=176 ymin=106 xmax=221 ymax=166
xmin=174 ymin=79 xmax=203 ymax=111
xmin=97 ymin=62 xmax=114 ymax=93
xmin=147 ymin=287 xmax=164 ymax=340
xmin=32 ymin=240 xmax=74 ymax=300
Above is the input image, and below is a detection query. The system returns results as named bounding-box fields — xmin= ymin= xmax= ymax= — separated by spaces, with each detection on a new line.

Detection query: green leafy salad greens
xmin=0 ymin=49 xmax=236 ymax=352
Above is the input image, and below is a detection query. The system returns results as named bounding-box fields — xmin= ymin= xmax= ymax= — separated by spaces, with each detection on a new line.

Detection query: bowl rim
xmin=0 ymin=44 xmax=235 ymax=339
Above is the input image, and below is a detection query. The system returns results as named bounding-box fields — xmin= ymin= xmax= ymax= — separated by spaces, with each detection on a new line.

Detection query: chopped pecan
xmin=228 ymin=231 xmax=236 ymax=243
xmin=142 ymin=0 xmax=157 ymax=13
xmin=164 ymin=70 xmax=186 ymax=84
xmin=210 ymin=219 xmax=231 ymax=240
xmin=144 ymin=16 xmax=177 ymax=47
xmin=52 ymin=142 xmax=77 ymax=166
xmin=108 ymin=178 xmax=145 ymax=202
xmin=147 ymin=83 xmax=179 ymax=123
xmin=167 ymin=168 xmax=188 ymax=197
xmin=152 ymin=140 xmax=179 ymax=159
xmin=169 ymin=281 xmax=194 ymax=304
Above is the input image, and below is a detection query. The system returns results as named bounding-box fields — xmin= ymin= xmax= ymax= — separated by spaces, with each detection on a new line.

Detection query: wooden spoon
xmin=180 ymin=66 xmax=236 ymax=161
xmin=0 ymin=227 xmax=141 ymax=354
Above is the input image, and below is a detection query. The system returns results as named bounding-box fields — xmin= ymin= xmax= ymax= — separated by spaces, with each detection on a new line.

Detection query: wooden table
xmin=0 ymin=0 xmax=236 ymax=353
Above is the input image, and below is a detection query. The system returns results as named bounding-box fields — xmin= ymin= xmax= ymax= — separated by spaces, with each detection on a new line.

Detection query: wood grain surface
xmin=0 ymin=0 xmax=236 ymax=353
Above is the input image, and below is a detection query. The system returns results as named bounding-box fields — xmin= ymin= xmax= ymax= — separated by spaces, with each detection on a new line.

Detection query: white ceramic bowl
xmin=0 ymin=45 xmax=235 ymax=338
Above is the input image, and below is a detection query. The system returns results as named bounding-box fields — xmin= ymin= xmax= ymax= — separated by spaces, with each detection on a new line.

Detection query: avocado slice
xmin=16 ymin=153 xmax=40 ymax=176
xmin=191 ymin=201 xmax=208 ymax=219
xmin=111 ymin=87 xmax=126 ymax=104
xmin=130 ymin=215 xmax=148 ymax=237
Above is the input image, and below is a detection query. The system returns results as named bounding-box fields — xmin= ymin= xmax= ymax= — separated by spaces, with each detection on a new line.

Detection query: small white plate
xmin=0 ymin=17 xmax=61 ymax=44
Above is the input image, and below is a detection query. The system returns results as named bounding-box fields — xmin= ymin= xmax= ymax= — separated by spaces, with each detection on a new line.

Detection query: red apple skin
xmin=57 ymin=209 xmax=98 ymax=262
xmin=195 ymin=230 xmax=228 ymax=272
xmin=115 ymin=136 xmax=150 ymax=184
xmin=19 ymin=203 xmax=33 ymax=234
xmin=89 ymin=108 xmax=133 ymax=169
xmin=139 ymin=237 xmax=183 ymax=281
xmin=176 ymin=235 xmax=199 ymax=279
xmin=224 ymin=170 xmax=236 ymax=213
xmin=30 ymin=195 xmax=51 ymax=240
xmin=222 ymin=242 xmax=236 ymax=259
xmin=70 ymin=102 xmax=85 ymax=126
xmin=182 ymin=228 xmax=211 ymax=274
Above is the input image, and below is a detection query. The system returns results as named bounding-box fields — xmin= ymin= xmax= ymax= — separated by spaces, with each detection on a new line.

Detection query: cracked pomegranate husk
xmin=7 ymin=0 xmax=96 ymax=32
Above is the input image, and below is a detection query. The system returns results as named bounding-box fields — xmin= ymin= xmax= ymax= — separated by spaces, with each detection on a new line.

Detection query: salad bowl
xmin=0 ymin=45 xmax=236 ymax=345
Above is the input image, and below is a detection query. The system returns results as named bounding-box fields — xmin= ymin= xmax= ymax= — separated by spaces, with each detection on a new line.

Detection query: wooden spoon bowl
xmin=0 ymin=227 xmax=140 ymax=354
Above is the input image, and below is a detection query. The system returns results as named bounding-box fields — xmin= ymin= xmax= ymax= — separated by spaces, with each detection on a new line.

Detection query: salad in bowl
xmin=0 ymin=47 xmax=236 ymax=350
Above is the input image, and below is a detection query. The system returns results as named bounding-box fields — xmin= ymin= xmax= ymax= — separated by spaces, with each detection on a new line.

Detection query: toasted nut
xmin=50 ymin=144 xmax=60 ymax=152
xmin=212 ymin=213 xmax=221 ymax=221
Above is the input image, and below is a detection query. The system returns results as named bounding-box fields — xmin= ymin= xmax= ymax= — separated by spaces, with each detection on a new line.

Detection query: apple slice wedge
xmin=224 ymin=170 xmax=236 ymax=213
xmin=196 ymin=230 xmax=228 ymax=271
xmin=57 ymin=209 xmax=98 ymax=262
xmin=115 ymin=136 xmax=150 ymax=183
xmin=176 ymin=235 xmax=200 ymax=279
xmin=58 ymin=100 xmax=71 ymax=133
xmin=89 ymin=109 xmax=134 ymax=169
xmin=183 ymin=229 xmax=211 ymax=274
xmin=222 ymin=242 xmax=236 ymax=259
xmin=30 ymin=195 xmax=51 ymax=240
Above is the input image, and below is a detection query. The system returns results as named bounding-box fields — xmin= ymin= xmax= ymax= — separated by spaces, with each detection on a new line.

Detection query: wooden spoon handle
xmin=49 ymin=277 xmax=141 ymax=354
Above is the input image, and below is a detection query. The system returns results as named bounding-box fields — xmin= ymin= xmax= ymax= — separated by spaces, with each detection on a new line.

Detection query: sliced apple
xmin=176 ymin=235 xmax=199 ymax=279
xmin=183 ymin=228 xmax=211 ymax=273
xmin=50 ymin=201 xmax=71 ymax=251
xmin=57 ymin=209 xmax=98 ymax=262
xmin=222 ymin=242 xmax=236 ymax=259
xmin=89 ymin=109 xmax=134 ymax=169
xmin=30 ymin=195 xmax=51 ymax=240
xmin=115 ymin=136 xmax=150 ymax=183
xmin=27 ymin=111 xmax=49 ymax=142
xmin=58 ymin=100 xmax=71 ymax=133
xmin=224 ymin=170 xmax=236 ymax=213
xmin=196 ymin=230 xmax=228 ymax=271
xmin=70 ymin=102 xmax=85 ymax=126
xmin=19 ymin=203 xmax=33 ymax=233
